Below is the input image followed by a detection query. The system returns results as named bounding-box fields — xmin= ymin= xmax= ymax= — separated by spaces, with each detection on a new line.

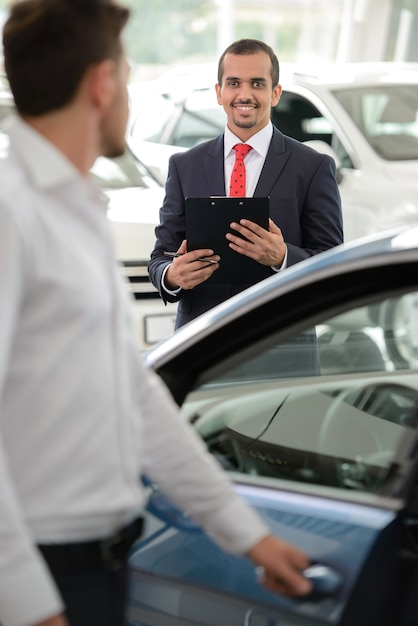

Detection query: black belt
xmin=38 ymin=516 xmax=144 ymax=574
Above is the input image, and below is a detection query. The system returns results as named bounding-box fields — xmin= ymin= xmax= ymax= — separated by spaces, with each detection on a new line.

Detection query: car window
xmin=332 ymin=85 xmax=418 ymax=161
xmin=171 ymin=89 xmax=225 ymax=148
xmin=129 ymin=90 xmax=176 ymax=144
xmin=91 ymin=148 xmax=160 ymax=190
xmin=181 ymin=288 xmax=418 ymax=498
xmin=272 ymin=92 xmax=354 ymax=169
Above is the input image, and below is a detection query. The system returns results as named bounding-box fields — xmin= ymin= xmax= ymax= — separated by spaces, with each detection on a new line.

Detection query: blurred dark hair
xmin=3 ymin=0 xmax=130 ymax=115
xmin=217 ymin=39 xmax=280 ymax=87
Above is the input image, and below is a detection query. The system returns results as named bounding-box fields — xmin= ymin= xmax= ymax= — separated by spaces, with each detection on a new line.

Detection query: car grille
xmin=119 ymin=260 xmax=160 ymax=300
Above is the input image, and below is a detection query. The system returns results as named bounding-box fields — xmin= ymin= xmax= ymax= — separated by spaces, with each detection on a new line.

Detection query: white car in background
xmin=128 ymin=62 xmax=418 ymax=243
xmin=91 ymin=146 xmax=177 ymax=348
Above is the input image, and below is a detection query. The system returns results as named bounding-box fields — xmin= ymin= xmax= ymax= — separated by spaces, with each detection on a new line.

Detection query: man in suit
xmin=149 ymin=39 xmax=343 ymax=329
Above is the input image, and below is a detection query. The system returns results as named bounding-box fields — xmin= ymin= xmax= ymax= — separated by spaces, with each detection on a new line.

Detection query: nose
xmin=237 ymin=81 xmax=253 ymax=101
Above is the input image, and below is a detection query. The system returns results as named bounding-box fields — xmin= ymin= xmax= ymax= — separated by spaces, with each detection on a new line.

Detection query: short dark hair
xmin=217 ymin=39 xmax=280 ymax=88
xmin=3 ymin=0 xmax=130 ymax=115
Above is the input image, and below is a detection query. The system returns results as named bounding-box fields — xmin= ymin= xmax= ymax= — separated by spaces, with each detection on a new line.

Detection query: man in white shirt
xmin=0 ymin=3 xmax=312 ymax=626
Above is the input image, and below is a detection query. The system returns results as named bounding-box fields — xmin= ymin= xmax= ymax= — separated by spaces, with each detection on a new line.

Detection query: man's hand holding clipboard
xmin=163 ymin=238 xmax=221 ymax=292
xmin=185 ymin=196 xmax=272 ymax=286
xmin=226 ymin=216 xmax=287 ymax=269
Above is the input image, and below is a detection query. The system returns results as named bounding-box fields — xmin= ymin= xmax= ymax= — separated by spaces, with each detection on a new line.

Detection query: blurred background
xmin=119 ymin=0 xmax=418 ymax=80
xmin=0 ymin=0 xmax=416 ymax=79
xmin=98 ymin=0 xmax=415 ymax=79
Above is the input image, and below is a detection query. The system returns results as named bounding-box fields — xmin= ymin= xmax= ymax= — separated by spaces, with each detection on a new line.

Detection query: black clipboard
xmin=185 ymin=196 xmax=270 ymax=285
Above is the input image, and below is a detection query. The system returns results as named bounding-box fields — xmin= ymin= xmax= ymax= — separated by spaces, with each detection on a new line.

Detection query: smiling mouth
xmin=233 ymin=103 xmax=256 ymax=112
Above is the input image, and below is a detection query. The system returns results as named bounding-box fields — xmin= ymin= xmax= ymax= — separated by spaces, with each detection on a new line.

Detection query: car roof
xmin=136 ymin=61 xmax=418 ymax=105
xmin=288 ymin=62 xmax=418 ymax=89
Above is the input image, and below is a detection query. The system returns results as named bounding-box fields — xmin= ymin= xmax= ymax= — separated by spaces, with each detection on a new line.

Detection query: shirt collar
xmin=5 ymin=115 xmax=89 ymax=190
xmin=4 ymin=114 xmax=109 ymax=211
xmin=224 ymin=121 xmax=273 ymax=159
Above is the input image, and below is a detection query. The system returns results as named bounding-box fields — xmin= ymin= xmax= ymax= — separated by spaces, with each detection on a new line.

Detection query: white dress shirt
xmin=224 ymin=123 xmax=288 ymax=271
xmin=0 ymin=116 xmax=268 ymax=626
xmin=223 ymin=122 xmax=273 ymax=197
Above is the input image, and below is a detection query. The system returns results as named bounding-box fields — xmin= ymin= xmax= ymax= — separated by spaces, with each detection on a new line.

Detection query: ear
xmin=87 ymin=60 xmax=117 ymax=112
xmin=272 ymin=84 xmax=282 ymax=107
xmin=215 ymin=83 xmax=222 ymax=106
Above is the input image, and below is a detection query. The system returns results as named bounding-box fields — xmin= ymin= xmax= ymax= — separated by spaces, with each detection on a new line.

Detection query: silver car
xmin=127 ymin=225 xmax=418 ymax=626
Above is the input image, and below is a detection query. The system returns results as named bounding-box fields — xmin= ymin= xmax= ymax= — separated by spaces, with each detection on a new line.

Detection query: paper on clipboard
xmin=185 ymin=196 xmax=270 ymax=285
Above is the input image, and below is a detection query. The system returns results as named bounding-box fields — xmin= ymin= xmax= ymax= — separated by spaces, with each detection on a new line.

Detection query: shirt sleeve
xmin=135 ymin=356 xmax=270 ymax=555
xmin=162 ymin=263 xmax=182 ymax=295
xmin=0 ymin=195 xmax=64 ymax=626
xmin=271 ymin=245 xmax=288 ymax=272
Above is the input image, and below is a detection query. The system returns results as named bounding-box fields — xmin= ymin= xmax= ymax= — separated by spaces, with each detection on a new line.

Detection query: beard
xmin=230 ymin=103 xmax=259 ymax=130
xmin=100 ymin=135 xmax=126 ymax=159
xmin=99 ymin=108 xmax=128 ymax=159
xmin=232 ymin=117 xmax=257 ymax=129
xmin=103 ymin=143 xmax=126 ymax=159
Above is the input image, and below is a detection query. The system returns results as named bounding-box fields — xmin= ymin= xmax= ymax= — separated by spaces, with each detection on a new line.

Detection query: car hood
xmin=105 ymin=186 xmax=164 ymax=224
xmin=105 ymin=186 xmax=164 ymax=261
xmin=382 ymin=160 xmax=418 ymax=185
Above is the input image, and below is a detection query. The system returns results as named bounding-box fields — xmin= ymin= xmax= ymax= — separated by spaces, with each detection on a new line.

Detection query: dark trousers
xmin=51 ymin=561 xmax=128 ymax=626
xmin=38 ymin=517 xmax=143 ymax=626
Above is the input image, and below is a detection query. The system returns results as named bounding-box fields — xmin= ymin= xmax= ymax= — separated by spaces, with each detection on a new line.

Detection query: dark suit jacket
xmin=148 ymin=127 xmax=343 ymax=329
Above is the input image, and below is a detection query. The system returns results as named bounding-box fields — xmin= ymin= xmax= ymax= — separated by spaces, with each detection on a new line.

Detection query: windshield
xmin=332 ymin=84 xmax=418 ymax=161
xmin=90 ymin=146 xmax=160 ymax=190
xmin=169 ymin=88 xmax=225 ymax=148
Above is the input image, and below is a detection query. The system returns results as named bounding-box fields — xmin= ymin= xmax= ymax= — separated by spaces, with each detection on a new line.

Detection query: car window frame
xmin=277 ymin=83 xmax=361 ymax=171
xmin=152 ymin=251 xmax=418 ymax=506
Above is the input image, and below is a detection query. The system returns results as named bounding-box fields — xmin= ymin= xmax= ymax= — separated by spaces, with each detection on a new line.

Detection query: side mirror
xmin=303 ymin=140 xmax=343 ymax=184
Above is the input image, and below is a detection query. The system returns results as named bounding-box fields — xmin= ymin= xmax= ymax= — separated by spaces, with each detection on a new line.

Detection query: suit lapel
xmin=254 ymin=128 xmax=290 ymax=197
xmin=202 ymin=135 xmax=226 ymax=196
xmin=200 ymin=130 xmax=290 ymax=197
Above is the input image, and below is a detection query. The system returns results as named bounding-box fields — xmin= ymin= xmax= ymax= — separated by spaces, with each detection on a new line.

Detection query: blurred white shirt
xmin=0 ymin=116 xmax=268 ymax=626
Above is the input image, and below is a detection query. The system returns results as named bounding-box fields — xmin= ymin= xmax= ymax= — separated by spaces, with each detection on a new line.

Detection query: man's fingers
xmin=268 ymin=218 xmax=282 ymax=235
xmin=248 ymin=535 xmax=312 ymax=597
xmin=263 ymin=565 xmax=312 ymax=596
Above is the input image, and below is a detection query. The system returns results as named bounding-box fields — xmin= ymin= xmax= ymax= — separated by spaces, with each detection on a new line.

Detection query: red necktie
xmin=229 ymin=143 xmax=252 ymax=197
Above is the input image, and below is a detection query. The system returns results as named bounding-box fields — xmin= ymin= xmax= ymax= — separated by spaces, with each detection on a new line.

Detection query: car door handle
xmin=303 ymin=564 xmax=343 ymax=594
xmin=247 ymin=564 xmax=343 ymax=626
